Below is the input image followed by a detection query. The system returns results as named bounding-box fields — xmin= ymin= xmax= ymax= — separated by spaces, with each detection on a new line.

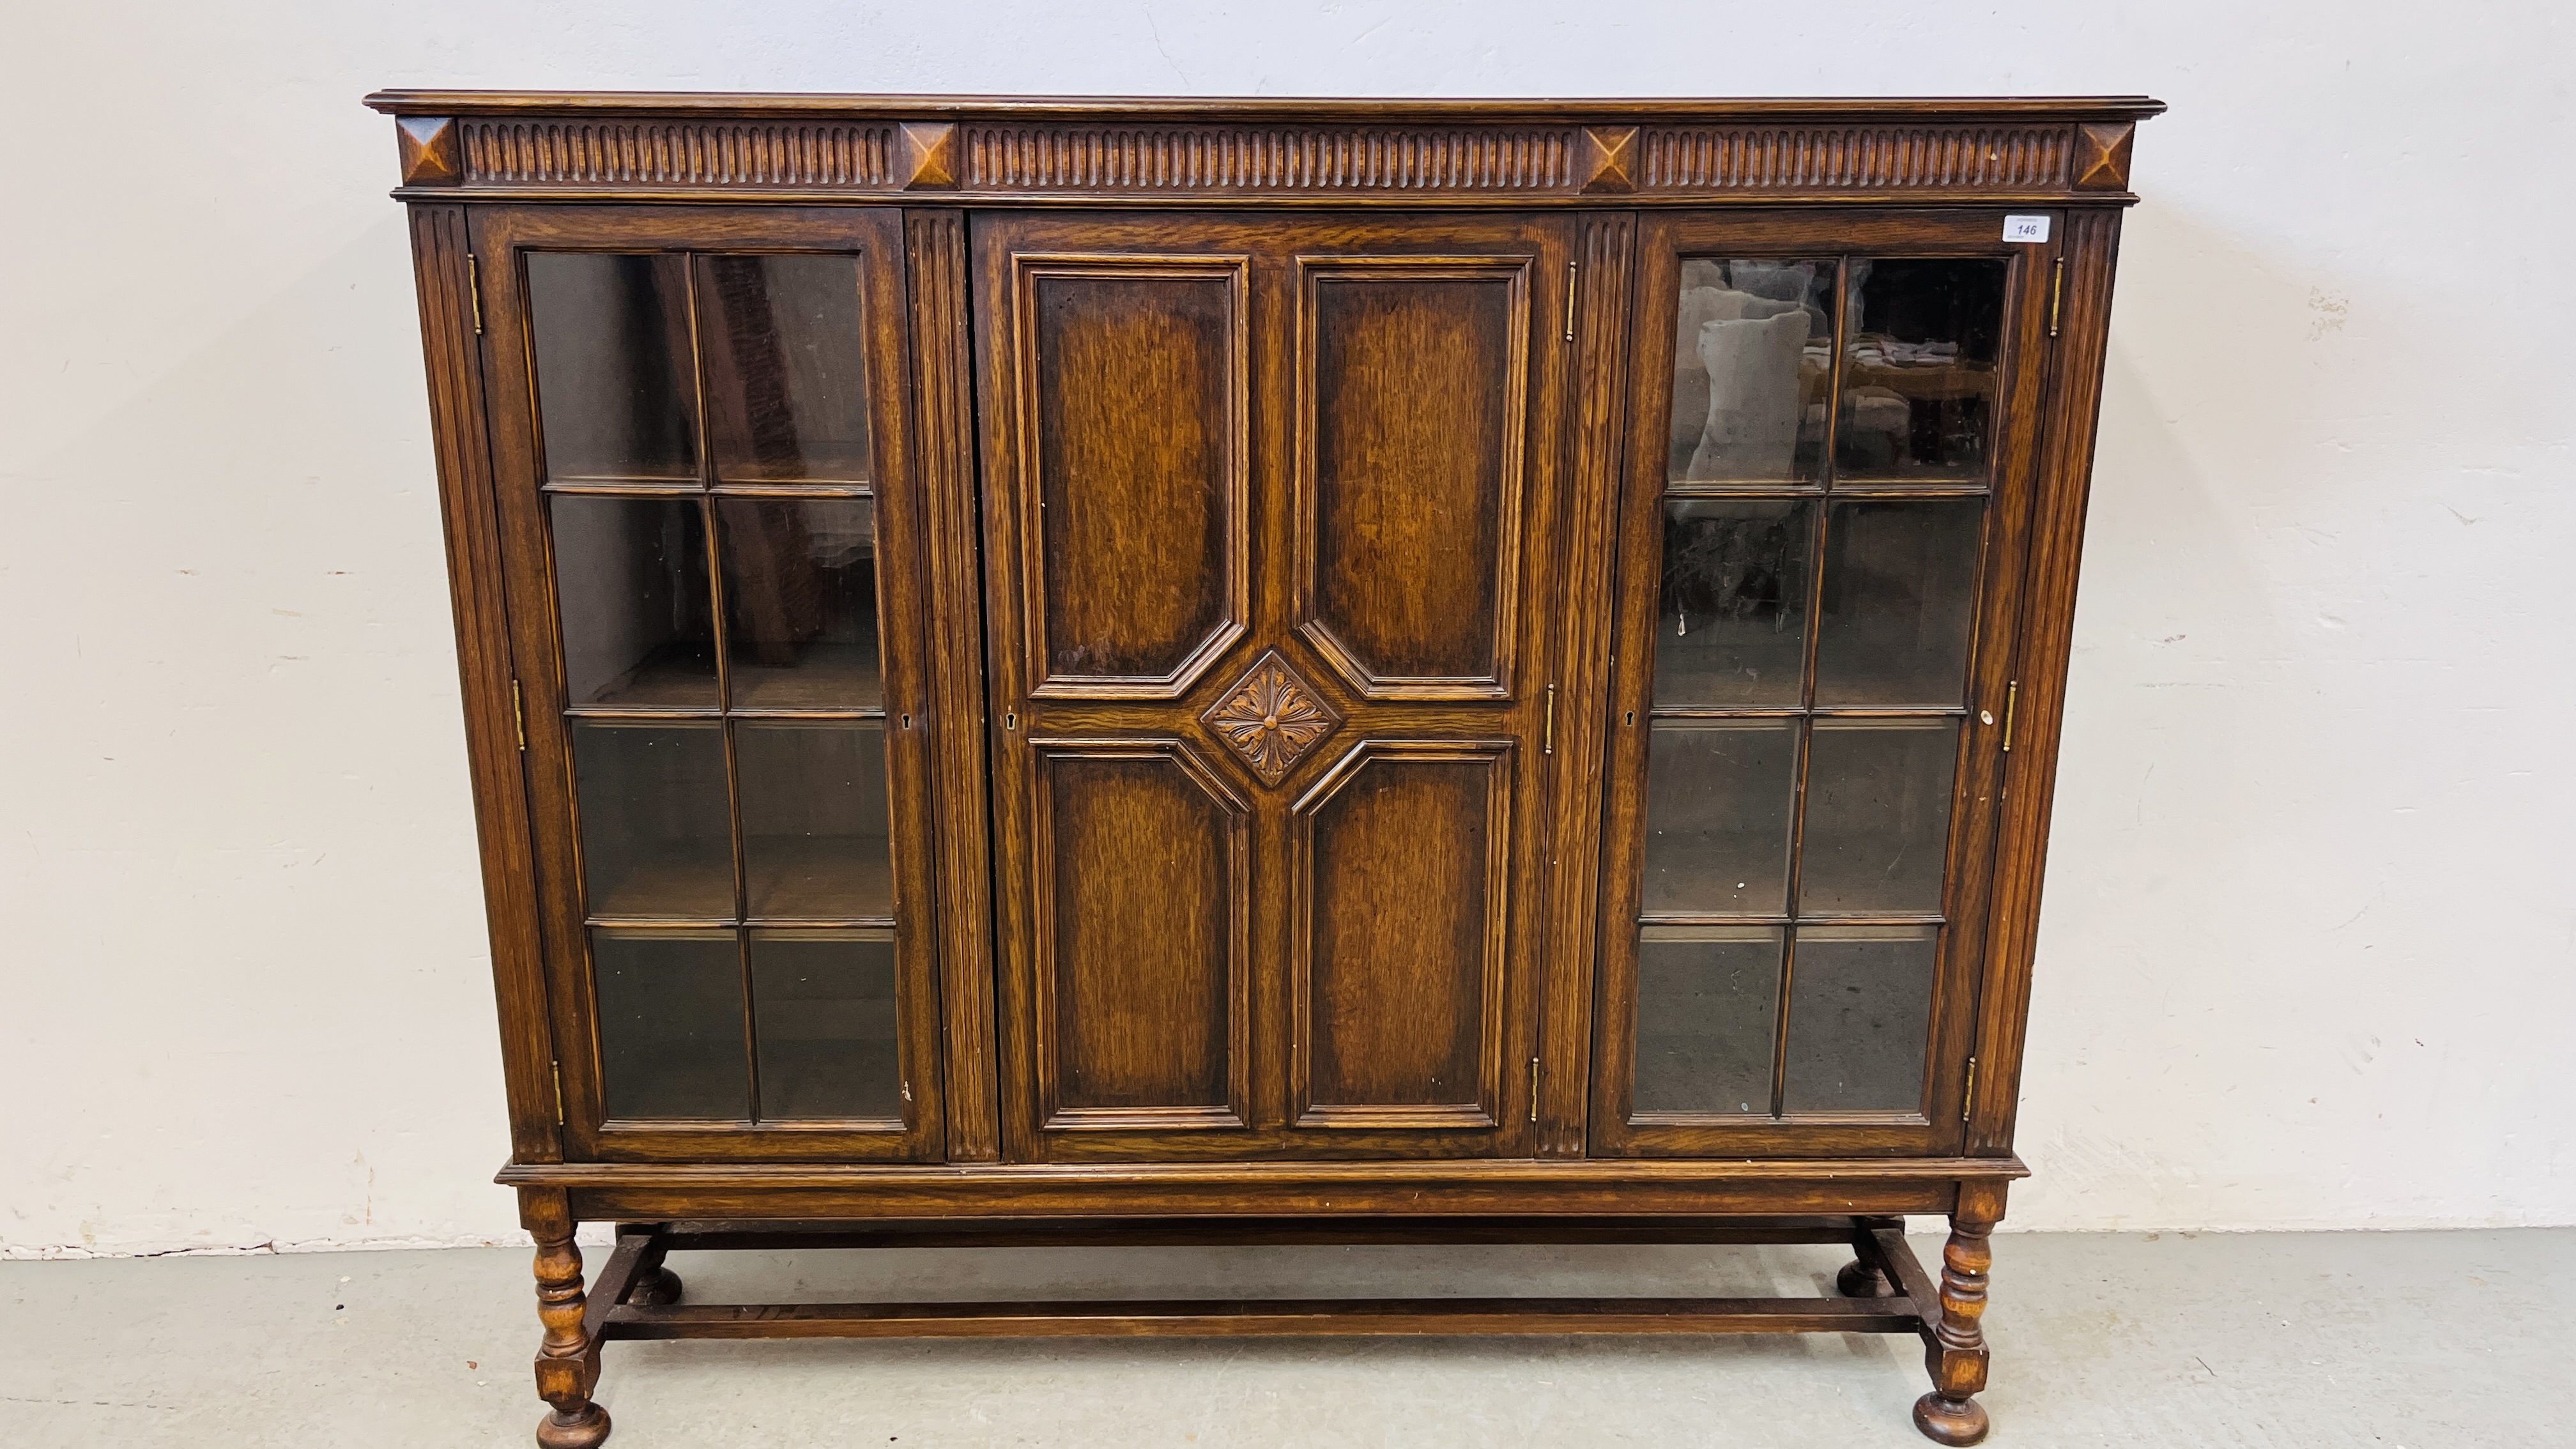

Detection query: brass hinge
xmin=1529 ymin=1057 xmax=1541 ymax=1122
xmin=2048 ymin=259 xmax=2064 ymax=339
xmin=468 ymin=254 xmax=485 ymax=335
xmin=1962 ymin=1057 xmax=1978 ymax=1121
xmin=1563 ymin=261 xmax=1578 ymax=342
xmin=510 ymin=679 xmax=526 ymax=751
xmin=2001 ymin=680 xmax=2018 ymax=753
xmin=1543 ymin=684 xmax=1557 ymax=755
xmin=551 ymin=1060 xmax=566 ymax=1126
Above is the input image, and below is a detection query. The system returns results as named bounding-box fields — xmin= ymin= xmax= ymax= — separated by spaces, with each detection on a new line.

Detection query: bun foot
xmin=1912 ymin=1392 xmax=1988 ymax=1446
xmin=537 ymin=1404 xmax=611 ymax=1448
xmin=629 ymin=1266 xmax=684 ymax=1307
xmin=1836 ymin=1259 xmax=1889 ymax=1297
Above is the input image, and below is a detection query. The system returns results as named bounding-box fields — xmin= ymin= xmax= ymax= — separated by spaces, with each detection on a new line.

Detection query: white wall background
xmin=3 ymin=1 xmax=2569 ymax=1256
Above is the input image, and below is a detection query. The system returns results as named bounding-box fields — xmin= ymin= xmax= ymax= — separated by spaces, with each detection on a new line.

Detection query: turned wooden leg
xmin=1837 ymin=1257 xmax=1890 ymax=1297
xmin=628 ymin=1250 xmax=684 ymax=1307
xmin=1912 ymin=1181 xmax=2004 ymax=1446
xmin=525 ymin=1190 xmax=610 ymax=1448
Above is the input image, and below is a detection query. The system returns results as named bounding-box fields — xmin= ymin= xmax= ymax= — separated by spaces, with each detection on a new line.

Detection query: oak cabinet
xmin=372 ymin=90 xmax=2159 ymax=1447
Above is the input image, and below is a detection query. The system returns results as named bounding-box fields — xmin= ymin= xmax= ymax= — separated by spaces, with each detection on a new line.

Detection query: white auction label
xmin=2002 ymin=215 xmax=2052 ymax=243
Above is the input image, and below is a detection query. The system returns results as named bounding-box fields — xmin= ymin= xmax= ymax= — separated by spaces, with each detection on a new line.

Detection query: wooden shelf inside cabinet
xmin=376 ymin=89 xmax=2156 ymax=1449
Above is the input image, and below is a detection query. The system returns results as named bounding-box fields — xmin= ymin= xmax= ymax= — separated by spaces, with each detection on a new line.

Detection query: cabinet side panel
xmin=905 ymin=210 xmax=1001 ymax=1161
xmin=1969 ymin=208 xmax=2124 ymax=1156
xmin=408 ymin=203 xmax=560 ymax=1163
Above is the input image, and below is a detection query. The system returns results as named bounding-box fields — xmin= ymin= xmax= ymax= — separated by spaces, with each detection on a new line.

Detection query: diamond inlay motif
xmin=1202 ymin=651 xmax=1340 ymax=785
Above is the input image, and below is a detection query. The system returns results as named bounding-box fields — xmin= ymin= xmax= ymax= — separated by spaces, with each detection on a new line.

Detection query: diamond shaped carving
xmin=1201 ymin=651 xmax=1340 ymax=786
xmin=2073 ymin=121 xmax=2136 ymax=190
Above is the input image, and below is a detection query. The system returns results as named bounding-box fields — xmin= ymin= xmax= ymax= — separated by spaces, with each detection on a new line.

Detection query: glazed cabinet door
xmin=974 ymin=211 xmax=1575 ymax=1162
xmin=473 ymin=206 xmax=950 ymax=1162
xmin=1590 ymin=211 xmax=2058 ymax=1158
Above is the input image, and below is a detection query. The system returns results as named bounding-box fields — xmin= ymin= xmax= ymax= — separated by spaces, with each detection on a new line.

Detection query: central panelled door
xmin=974 ymin=212 xmax=1577 ymax=1162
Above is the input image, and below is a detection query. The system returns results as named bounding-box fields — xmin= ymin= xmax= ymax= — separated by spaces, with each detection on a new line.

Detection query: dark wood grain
xmin=365 ymin=93 xmax=2165 ymax=208
xmin=1298 ymin=261 xmax=1524 ymax=694
xmin=1535 ymin=211 xmax=1636 ymax=1158
xmin=901 ymin=209 xmax=1000 ymax=1162
xmin=974 ymin=211 xmax=1574 ymax=1165
xmin=1021 ymin=260 xmax=1247 ymax=693
xmin=1034 ymin=743 xmax=1250 ymax=1128
xmin=1968 ymin=208 xmax=2126 ymax=1157
xmin=1295 ymin=743 xmax=1510 ymax=1127
xmin=387 ymin=89 xmax=2151 ymax=1449
xmin=408 ymin=205 xmax=562 ymax=1165
xmin=604 ymin=1293 xmax=1923 ymax=1338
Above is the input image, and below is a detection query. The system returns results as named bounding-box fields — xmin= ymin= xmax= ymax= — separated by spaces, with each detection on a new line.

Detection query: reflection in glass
xmin=737 ymin=722 xmax=892 ymax=919
xmin=1835 ymin=259 xmax=2008 ymax=479
xmin=1656 ymin=498 xmax=1811 ymax=707
xmin=527 ymin=252 xmax=700 ymax=481
xmin=1669 ymin=258 xmax=1836 ymax=482
xmin=592 ymin=928 xmax=747 ymax=1119
xmin=751 ymin=928 xmax=901 ymax=1119
xmin=551 ymin=496 xmax=717 ymax=707
xmin=1783 ymin=925 xmax=1936 ymax=1112
xmin=572 ymin=723 xmax=734 ymax=918
xmin=1641 ymin=721 xmax=1798 ymax=916
xmin=696 ymin=254 xmax=874 ymax=482
xmin=717 ymin=498 xmax=884 ymax=709
xmin=1633 ymin=925 xmax=1781 ymax=1116
xmin=1800 ymin=720 xmax=1959 ymax=914
xmin=1813 ymin=500 xmax=1982 ymax=707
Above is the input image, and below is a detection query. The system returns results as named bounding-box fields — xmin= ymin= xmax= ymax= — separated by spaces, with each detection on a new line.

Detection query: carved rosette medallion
xmin=1201 ymin=651 xmax=1340 ymax=785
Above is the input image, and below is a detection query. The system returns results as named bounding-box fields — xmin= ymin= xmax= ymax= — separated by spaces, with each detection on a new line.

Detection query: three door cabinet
xmin=369 ymin=89 xmax=2159 ymax=1446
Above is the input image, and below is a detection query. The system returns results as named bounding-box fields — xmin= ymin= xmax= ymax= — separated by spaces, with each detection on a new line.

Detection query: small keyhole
xmin=1625 ymin=710 xmax=1636 ymax=726
xmin=900 ymin=713 xmax=913 ymax=729
xmin=1005 ymin=712 xmax=1017 ymax=730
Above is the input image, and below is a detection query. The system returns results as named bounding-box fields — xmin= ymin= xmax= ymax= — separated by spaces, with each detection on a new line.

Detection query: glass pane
xmin=738 ymin=721 xmax=892 ymax=919
xmin=571 ymin=722 xmax=735 ymax=918
xmin=592 ymin=928 xmax=747 ymax=1119
xmin=1655 ymin=498 xmax=1812 ymax=707
xmin=1641 ymin=721 xmax=1797 ymax=916
xmin=526 ymin=252 xmax=700 ymax=482
xmin=1633 ymin=924 xmax=1781 ymax=1116
xmin=1800 ymin=720 xmax=1959 ymax=914
xmin=1813 ymin=500 xmax=1982 ymax=707
xmin=1669 ymin=258 xmax=1834 ymax=482
xmin=751 ymin=928 xmax=901 ymax=1119
xmin=550 ymin=496 xmax=717 ymax=707
xmin=696 ymin=254 xmax=874 ymax=483
xmin=717 ymin=498 xmax=884 ymax=709
xmin=1835 ymin=259 xmax=2008 ymax=480
xmin=1783 ymin=924 xmax=1936 ymax=1112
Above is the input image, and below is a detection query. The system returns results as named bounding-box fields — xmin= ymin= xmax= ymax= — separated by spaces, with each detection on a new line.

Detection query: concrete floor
xmin=4 ymin=1229 xmax=2569 ymax=1446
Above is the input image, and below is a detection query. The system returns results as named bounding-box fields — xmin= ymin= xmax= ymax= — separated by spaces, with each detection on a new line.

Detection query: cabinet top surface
xmin=368 ymin=89 xmax=2160 ymax=204
xmin=365 ymin=89 xmax=2164 ymax=122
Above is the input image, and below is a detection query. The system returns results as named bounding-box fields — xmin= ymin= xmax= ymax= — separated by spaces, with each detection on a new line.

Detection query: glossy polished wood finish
xmin=381 ymin=90 xmax=2153 ymax=1448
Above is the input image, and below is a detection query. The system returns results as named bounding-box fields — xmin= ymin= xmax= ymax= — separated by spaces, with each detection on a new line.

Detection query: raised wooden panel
xmin=1032 ymin=742 xmax=1251 ymax=1131
xmin=1291 ymin=741 xmax=1513 ymax=1128
xmin=1014 ymin=257 xmax=1250 ymax=697
xmin=1296 ymin=259 xmax=1528 ymax=698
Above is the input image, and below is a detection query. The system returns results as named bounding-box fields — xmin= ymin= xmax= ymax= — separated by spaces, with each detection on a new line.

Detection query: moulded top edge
xmin=363 ymin=89 xmax=2168 ymax=125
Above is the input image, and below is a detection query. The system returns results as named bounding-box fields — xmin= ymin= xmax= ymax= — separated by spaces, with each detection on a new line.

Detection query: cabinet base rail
xmin=530 ymin=1213 xmax=1996 ymax=1446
